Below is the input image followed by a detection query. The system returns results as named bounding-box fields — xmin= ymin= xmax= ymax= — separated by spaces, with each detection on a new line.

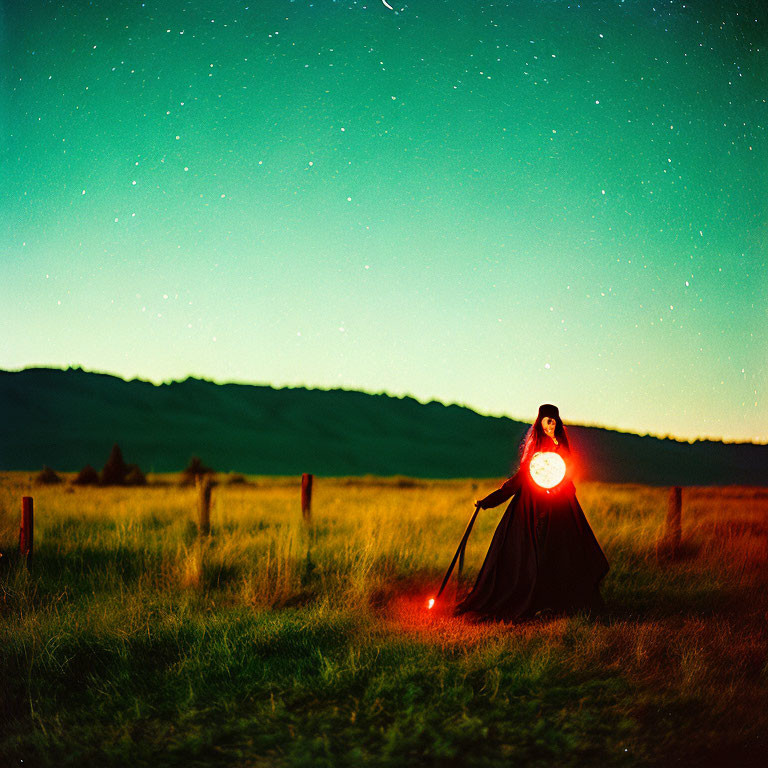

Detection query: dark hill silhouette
xmin=0 ymin=367 xmax=765 ymax=484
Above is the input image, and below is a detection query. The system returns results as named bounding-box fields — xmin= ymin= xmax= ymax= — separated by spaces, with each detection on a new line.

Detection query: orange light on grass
xmin=529 ymin=451 xmax=566 ymax=489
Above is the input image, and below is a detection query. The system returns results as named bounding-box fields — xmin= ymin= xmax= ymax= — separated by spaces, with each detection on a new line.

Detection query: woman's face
xmin=541 ymin=416 xmax=557 ymax=438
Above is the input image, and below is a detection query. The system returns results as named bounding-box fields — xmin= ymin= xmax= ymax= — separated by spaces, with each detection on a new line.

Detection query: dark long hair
xmin=518 ymin=404 xmax=571 ymax=469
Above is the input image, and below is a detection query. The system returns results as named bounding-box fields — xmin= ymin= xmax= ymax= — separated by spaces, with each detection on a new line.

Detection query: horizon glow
xmin=1 ymin=1 xmax=766 ymax=443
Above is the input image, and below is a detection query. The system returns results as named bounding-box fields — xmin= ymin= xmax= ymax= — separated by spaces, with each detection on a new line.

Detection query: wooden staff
xmin=430 ymin=503 xmax=482 ymax=607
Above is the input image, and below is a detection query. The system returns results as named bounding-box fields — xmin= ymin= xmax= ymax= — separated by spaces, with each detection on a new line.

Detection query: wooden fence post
xmin=20 ymin=496 xmax=34 ymax=561
xmin=665 ymin=486 xmax=682 ymax=551
xmin=196 ymin=475 xmax=212 ymax=536
xmin=301 ymin=473 xmax=313 ymax=523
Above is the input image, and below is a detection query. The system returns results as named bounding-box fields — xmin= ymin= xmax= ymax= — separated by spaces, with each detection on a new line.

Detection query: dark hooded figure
xmin=455 ymin=404 xmax=609 ymax=621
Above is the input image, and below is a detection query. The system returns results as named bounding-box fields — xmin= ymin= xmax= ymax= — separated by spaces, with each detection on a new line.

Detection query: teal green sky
xmin=1 ymin=1 xmax=766 ymax=442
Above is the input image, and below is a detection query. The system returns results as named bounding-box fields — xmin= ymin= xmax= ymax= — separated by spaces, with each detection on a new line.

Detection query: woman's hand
xmin=475 ymin=499 xmax=484 ymax=509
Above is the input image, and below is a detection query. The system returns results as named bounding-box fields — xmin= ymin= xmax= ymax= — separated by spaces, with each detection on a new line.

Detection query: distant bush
xmin=226 ymin=473 xmax=248 ymax=485
xmin=337 ymin=475 xmax=423 ymax=488
xmin=35 ymin=466 xmax=62 ymax=485
xmin=73 ymin=464 xmax=99 ymax=485
xmin=99 ymin=444 xmax=146 ymax=486
xmin=124 ymin=464 xmax=147 ymax=486
xmin=391 ymin=475 xmax=421 ymax=488
xmin=180 ymin=456 xmax=214 ymax=486
xmin=100 ymin=443 xmax=129 ymax=485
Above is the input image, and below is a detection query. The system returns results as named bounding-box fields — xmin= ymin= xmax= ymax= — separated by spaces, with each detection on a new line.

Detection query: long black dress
xmin=455 ymin=441 xmax=609 ymax=620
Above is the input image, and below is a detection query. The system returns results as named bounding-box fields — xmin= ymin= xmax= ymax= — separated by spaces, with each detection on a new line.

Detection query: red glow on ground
xmin=377 ymin=588 xmax=566 ymax=645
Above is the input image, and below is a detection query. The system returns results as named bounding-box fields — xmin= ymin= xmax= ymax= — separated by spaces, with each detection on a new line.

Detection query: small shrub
xmin=73 ymin=465 xmax=99 ymax=485
xmin=100 ymin=443 xmax=129 ymax=486
xmin=124 ymin=465 xmax=147 ymax=486
xmin=392 ymin=475 xmax=420 ymax=488
xmin=226 ymin=473 xmax=247 ymax=485
xmin=35 ymin=466 xmax=62 ymax=485
xmin=180 ymin=456 xmax=214 ymax=486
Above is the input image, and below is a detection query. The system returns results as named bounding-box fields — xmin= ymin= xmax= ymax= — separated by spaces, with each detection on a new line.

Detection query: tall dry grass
xmin=1 ymin=472 xmax=766 ymax=767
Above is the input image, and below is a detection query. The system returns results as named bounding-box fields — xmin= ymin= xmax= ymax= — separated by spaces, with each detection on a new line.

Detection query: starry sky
xmin=1 ymin=0 xmax=766 ymax=443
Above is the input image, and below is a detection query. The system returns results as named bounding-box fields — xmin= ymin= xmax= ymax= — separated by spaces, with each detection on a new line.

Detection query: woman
xmin=455 ymin=404 xmax=609 ymax=621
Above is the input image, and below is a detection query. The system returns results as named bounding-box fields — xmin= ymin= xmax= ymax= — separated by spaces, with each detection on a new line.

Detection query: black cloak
xmin=455 ymin=439 xmax=609 ymax=620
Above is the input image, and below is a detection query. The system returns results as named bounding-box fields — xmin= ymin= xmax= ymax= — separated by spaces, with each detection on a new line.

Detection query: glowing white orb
xmin=428 ymin=598 xmax=435 ymax=610
xmin=529 ymin=451 xmax=566 ymax=489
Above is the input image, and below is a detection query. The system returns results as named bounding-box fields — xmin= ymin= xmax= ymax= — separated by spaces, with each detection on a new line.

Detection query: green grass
xmin=1 ymin=474 xmax=767 ymax=766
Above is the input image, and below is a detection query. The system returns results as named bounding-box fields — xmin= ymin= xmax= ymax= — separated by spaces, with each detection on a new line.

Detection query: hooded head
xmin=519 ymin=403 xmax=571 ymax=467
xmin=537 ymin=403 xmax=560 ymax=422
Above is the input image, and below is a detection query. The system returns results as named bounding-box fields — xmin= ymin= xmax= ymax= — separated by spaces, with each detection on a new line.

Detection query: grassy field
xmin=1 ymin=473 xmax=767 ymax=767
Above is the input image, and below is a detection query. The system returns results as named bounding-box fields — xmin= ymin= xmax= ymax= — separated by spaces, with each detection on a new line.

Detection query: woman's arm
xmin=476 ymin=469 xmax=524 ymax=509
